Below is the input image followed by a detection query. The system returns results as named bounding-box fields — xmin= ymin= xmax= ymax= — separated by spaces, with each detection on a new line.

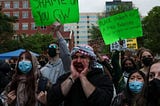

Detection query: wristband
xmin=68 ymin=76 xmax=75 ymax=84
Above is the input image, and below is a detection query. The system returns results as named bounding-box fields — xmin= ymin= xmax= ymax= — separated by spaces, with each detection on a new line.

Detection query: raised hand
xmin=37 ymin=91 xmax=47 ymax=104
xmin=52 ymin=21 xmax=63 ymax=32
xmin=70 ymin=60 xmax=80 ymax=80
xmin=7 ymin=90 xmax=16 ymax=104
xmin=79 ymin=59 xmax=89 ymax=78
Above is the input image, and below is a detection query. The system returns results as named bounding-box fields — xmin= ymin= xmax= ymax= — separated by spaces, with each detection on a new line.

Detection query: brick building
xmin=0 ymin=0 xmax=74 ymax=50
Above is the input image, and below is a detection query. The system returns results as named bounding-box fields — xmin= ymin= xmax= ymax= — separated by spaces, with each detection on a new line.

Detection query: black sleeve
xmin=111 ymin=94 xmax=124 ymax=106
xmin=47 ymin=73 xmax=70 ymax=106
xmin=47 ymin=83 xmax=64 ymax=106
xmin=0 ymin=72 xmax=10 ymax=93
xmin=111 ymin=51 xmax=124 ymax=93
xmin=87 ymin=75 xmax=114 ymax=106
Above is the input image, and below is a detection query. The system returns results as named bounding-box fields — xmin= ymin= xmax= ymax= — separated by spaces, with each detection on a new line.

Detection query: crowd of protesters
xmin=0 ymin=22 xmax=160 ymax=106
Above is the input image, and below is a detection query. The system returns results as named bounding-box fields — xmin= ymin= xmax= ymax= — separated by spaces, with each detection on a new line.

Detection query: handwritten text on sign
xmin=30 ymin=0 xmax=79 ymax=26
xmin=98 ymin=9 xmax=143 ymax=45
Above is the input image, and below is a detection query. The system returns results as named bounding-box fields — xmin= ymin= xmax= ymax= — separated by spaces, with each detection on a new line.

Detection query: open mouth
xmin=73 ymin=62 xmax=84 ymax=73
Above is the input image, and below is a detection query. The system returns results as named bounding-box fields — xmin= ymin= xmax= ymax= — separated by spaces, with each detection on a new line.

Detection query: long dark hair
xmin=9 ymin=50 xmax=36 ymax=106
xmin=121 ymin=57 xmax=138 ymax=71
xmin=139 ymin=49 xmax=154 ymax=61
xmin=124 ymin=70 xmax=147 ymax=106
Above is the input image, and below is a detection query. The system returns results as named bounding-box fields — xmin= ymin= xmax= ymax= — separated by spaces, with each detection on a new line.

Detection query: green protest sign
xmin=98 ymin=9 xmax=143 ymax=45
xmin=30 ymin=0 xmax=79 ymax=26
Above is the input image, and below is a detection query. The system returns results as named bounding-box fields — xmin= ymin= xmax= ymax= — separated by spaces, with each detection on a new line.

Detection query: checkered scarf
xmin=71 ymin=45 xmax=96 ymax=60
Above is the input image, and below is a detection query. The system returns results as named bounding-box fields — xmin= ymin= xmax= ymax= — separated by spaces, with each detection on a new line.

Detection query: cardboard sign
xmin=110 ymin=40 xmax=127 ymax=51
xmin=127 ymin=38 xmax=138 ymax=50
xmin=30 ymin=0 xmax=79 ymax=26
xmin=98 ymin=9 xmax=143 ymax=45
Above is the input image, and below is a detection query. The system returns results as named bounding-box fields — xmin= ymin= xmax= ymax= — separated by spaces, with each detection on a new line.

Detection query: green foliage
xmin=0 ymin=5 xmax=55 ymax=54
xmin=0 ymin=6 xmax=17 ymax=44
xmin=89 ymin=5 xmax=134 ymax=54
xmin=141 ymin=6 xmax=160 ymax=54
xmin=88 ymin=24 xmax=110 ymax=54
xmin=89 ymin=25 xmax=102 ymax=39
xmin=0 ymin=33 xmax=55 ymax=54
xmin=1 ymin=39 xmax=19 ymax=50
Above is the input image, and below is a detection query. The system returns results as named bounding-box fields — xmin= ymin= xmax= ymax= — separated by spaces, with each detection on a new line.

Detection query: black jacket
xmin=47 ymin=70 xmax=113 ymax=106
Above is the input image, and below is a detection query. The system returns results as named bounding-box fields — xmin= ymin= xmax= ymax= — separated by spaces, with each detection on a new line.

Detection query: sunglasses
xmin=49 ymin=44 xmax=57 ymax=49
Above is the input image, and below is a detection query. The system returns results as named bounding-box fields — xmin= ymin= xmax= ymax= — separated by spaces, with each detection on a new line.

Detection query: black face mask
xmin=149 ymin=78 xmax=160 ymax=97
xmin=142 ymin=57 xmax=153 ymax=66
xmin=124 ymin=67 xmax=135 ymax=73
xmin=48 ymin=48 xmax=56 ymax=57
xmin=39 ymin=61 xmax=46 ymax=67
xmin=10 ymin=64 xmax=16 ymax=69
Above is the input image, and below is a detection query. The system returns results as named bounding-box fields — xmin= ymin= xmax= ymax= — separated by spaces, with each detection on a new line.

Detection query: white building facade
xmin=64 ymin=12 xmax=104 ymax=46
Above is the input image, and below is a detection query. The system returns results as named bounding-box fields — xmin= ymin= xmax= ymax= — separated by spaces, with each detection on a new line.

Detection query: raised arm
xmin=53 ymin=22 xmax=71 ymax=72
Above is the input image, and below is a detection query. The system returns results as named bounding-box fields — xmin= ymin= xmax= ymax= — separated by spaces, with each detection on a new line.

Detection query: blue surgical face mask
xmin=18 ymin=60 xmax=32 ymax=74
xmin=129 ymin=81 xmax=144 ymax=93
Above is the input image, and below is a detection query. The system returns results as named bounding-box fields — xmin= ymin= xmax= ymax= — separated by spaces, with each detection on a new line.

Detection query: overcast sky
xmin=79 ymin=0 xmax=160 ymax=16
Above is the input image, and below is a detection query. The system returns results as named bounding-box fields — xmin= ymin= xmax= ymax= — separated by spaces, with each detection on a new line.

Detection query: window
xmin=41 ymin=26 xmax=46 ymax=30
xmin=23 ymin=1 xmax=28 ymax=8
xmin=22 ymin=11 xmax=28 ymax=18
xmin=79 ymin=21 xmax=87 ymax=23
xmin=80 ymin=31 xmax=87 ymax=33
xmin=79 ymin=41 xmax=87 ymax=44
xmin=4 ymin=12 xmax=10 ymax=17
xmin=31 ymin=13 xmax=34 ymax=18
xmin=31 ymin=23 xmax=37 ymax=30
xmin=80 ymin=16 xmax=87 ymax=18
xmin=4 ymin=2 xmax=10 ymax=8
xmin=13 ymin=2 xmax=19 ymax=8
xmin=13 ymin=12 xmax=19 ymax=18
xmin=106 ymin=5 xmax=118 ymax=12
xmin=89 ymin=16 xmax=97 ymax=18
xmin=64 ymin=26 xmax=69 ymax=29
xmin=90 ymin=20 xmax=97 ymax=23
xmin=79 ymin=26 xmax=87 ymax=28
xmin=13 ymin=23 xmax=19 ymax=30
xmin=88 ymin=36 xmax=91 ymax=39
xmin=79 ymin=36 xmax=88 ymax=38
xmin=22 ymin=23 xmax=28 ymax=30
